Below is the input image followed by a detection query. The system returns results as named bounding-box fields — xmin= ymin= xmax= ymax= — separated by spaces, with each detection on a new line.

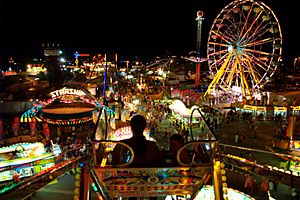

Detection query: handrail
xmin=189 ymin=107 xmax=218 ymax=141
xmin=91 ymin=140 xmax=134 ymax=167
xmin=218 ymin=143 xmax=300 ymax=162
xmin=91 ymin=106 xmax=109 ymax=140
xmin=177 ymin=140 xmax=217 ymax=167
xmin=1 ymin=156 xmax=82 ymax=199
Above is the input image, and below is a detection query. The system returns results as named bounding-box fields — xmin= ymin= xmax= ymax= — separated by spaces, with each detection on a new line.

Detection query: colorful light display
xmin=0 ymin=142 xmax=56 ymax=183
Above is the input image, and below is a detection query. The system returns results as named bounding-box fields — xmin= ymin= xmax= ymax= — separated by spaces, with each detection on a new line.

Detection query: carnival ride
xmin=85 ymin=106 xmax=219 ymax=199
xmin=205 ymin=0 xmax=282 ymax=98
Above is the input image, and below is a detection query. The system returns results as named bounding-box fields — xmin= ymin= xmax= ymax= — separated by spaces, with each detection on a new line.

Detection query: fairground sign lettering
xmin=50 ymin=87 xmax=86 ymax=98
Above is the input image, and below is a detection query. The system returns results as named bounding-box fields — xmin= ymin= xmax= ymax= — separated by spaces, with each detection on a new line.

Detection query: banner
xmin=30 ymin=117 xmax=37 ymax=136
xmin=43 ymin=122 xmax=50 ymax=139
xmin=12 ymin=116 xmax=20 ymax=137
xmin=259 ymin=178 xmax=269 ymax=192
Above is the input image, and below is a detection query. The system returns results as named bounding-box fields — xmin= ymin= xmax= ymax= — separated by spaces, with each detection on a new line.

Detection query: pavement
xmin=215 ymin=118 xmax=277 ymax=150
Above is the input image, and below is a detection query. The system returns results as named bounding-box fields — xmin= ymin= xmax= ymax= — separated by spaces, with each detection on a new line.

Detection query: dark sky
xmin=1 ymin=0 xmax=299 ymax=64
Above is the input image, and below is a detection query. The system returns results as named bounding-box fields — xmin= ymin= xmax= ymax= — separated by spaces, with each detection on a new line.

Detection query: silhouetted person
xmin=163 ymin=134 xmax=189 ymax=166
xmin=120 ymin=114 xmax=162 ymax=167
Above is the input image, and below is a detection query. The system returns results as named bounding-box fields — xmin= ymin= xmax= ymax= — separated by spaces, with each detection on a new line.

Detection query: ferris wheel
xmin=205 ymin=0 xmax=282 ymax=97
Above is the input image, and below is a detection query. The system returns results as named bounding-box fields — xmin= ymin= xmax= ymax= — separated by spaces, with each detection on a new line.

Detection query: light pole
xmin=294 ymin=58 xmax=297 ymax=73
xmin=294 ymin=57 xmax=300 ymax=73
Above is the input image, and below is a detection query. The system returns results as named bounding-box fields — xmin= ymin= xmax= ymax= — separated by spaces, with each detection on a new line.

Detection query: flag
xmin=43 ymin=122 xmax=50 ymax=139
xmin=30 ymin=117 xmax=37 ymax=136
xmin=259 ymin=178 xmax=269 ymax=192
xmin=244 ymin=175 xmax=254 ymax=189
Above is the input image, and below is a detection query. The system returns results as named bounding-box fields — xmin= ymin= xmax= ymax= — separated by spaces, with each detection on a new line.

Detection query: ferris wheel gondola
xmin=83 ymin=105 xmax=219 ymax=199
xmin=205 ymin=0 xmax=282 ymax=97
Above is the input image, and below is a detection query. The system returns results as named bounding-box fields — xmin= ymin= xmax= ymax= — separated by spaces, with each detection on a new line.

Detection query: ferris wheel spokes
xmin=208 ymin=52 xmax=230 ymax=69
xmin=239 ymin=3 xmax=254 ymax=37
xmin=225 ymin=59 xmax=238 ymax=87
xmin=241 ymin=20 xmax=271 ymax=46
xmin=240 ymin=11 xmax=263 ymax=42
xmin=244 ymin=37 xmax=273 ymax=48
xmin=242 ymin=51 xmax=267 ymax=78
xmin=209 ymin=42 xmax=229 ymax=48
xmin=245 ymin=58 xmax=261 ymax=87
xmin=211 ymin=30 xmax=233 ymax=44
xmin=208 ymin=49 xmax=228 ymax=57
xmin=243 ymin=50 xmax=270 ymax=71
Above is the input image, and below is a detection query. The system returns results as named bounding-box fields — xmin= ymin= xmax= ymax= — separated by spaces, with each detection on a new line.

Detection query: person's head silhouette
xmin=169 ymin=134 xmax=185 ymax=153
xmin=130 ymin=114 xmax=146 ymax=137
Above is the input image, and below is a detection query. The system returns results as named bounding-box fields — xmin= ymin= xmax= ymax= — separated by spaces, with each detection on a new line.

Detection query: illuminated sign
xmin=256 ymin=106 xmax=266 ymax=111
xmin=274 ymin=107 xmax=287 ymax=111
xmin=243 ymin=105 xmax=256 ymax=110
xmin=291 ymin=106 xmax=300 ymax=111
xmin=50 ymin=87 xmax=86 ymax=98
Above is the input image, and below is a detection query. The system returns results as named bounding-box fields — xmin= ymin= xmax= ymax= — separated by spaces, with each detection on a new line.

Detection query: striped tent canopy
xmin=20 ymin=111 xmax=43 ymax=123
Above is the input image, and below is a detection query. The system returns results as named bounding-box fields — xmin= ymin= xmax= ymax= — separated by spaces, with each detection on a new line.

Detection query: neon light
xmin=50 ymin=87 xmax=86 ymax=98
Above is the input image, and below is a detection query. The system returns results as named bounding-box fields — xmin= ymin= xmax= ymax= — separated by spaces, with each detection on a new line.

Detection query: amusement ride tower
xmin=195 ymin=11 xmax=204 ymax=88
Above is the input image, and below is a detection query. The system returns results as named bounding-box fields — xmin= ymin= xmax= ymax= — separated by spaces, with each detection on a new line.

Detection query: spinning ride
xmin=205 ymin=0 xmax=282 ymax=97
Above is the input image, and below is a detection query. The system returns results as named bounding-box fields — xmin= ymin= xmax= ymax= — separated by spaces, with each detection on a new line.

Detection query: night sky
xmin=1 ymin=0 xmax=299 ymax=64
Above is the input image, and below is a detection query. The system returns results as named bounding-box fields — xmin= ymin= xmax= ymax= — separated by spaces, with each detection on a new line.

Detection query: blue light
xmin=74 ymin=52 xmax=80 ymax=58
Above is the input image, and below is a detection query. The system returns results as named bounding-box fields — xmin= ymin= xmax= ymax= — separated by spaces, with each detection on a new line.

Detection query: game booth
xmin=242 ymin=105 xmax=274 ymax=120
xmin=0 ymin=142 xmax=58 ymax=184
xmin=291 ymin=106 xmax=300 ymax=117
xmin=272 ymin=116 xmax=300 ymax=177
xmin=274 ymin=106 xmax=288 ymax=120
